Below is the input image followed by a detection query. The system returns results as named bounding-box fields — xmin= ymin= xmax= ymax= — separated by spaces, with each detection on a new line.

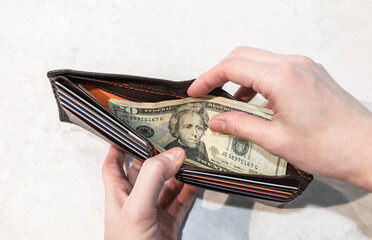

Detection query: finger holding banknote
xmin=187 ymin=46 xmax=372 ymax=191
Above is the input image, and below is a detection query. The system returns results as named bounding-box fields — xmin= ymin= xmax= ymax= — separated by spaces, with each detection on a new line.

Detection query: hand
xmin=102 ymin=145 xmax=198 ymax=240
xmin=188 ymin=46 xmax=372 ymax=191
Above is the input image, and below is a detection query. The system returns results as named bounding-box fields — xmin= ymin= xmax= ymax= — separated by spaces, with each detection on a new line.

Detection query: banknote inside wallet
xmin=74 ymin=84 xmax=215 ymax=169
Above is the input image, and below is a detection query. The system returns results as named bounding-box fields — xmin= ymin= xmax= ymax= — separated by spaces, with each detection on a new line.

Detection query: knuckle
xmin=143 ymin=157 xmax=165 ymax=174
xmin=219 ymin=57 xmax=234 ymax=67
xmin=261 ymin=137 xmax=281 ymax=154
xmin=230 ymin=46 xmax=247 ymax=56
xmin=263 ymin=129 xmax=289 ymax=155
xmin=234 ymin=120 xmax=244 ymax=137
xmin=143 ymin=160 xmax=167 ymax=183
xmin=275 ymin=62 xmax=297 ymax=77
xmin=219 ymin=57 xmax=241 ymax=71
xmin=316 ymin=62 xmax=325 ymax=70
xmin=255 ymin=129 xmax=276 ymax=150
xmin=217 ymin=58 xmax=236 ymax=77
xmin=227 ymin=113 xmax=244 ymax=137
xmin=293 ymin=55 xmax=316 ymax=67
xmin=255 ymin=136 xmax=276 ymax=155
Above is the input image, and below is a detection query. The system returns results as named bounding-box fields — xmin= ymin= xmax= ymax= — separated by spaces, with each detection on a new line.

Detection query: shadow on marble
xmin=177 ymin=175 xmax=370 ymax=239
xmin=288 ymin=176 xmax=368 ymax=209
xmin=178 ymin=189 xmax=254 ymax=239
xmin=196 ymin=188 xmax=255 ymax=210
xmin=288 ymin=176 xmax=372 ymax=238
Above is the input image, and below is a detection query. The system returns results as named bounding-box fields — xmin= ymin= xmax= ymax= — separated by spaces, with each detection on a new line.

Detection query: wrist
xmin=343 ymin=114 xmax=372 ymax=192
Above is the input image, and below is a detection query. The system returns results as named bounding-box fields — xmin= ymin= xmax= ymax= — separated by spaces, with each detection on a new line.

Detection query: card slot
xmin=179 ymin=168 xmax=299 ymax=190
xmin=58 ymin=92 xmax=149 ymax=156
xmin=177 ymin=173 xmax=294 ymax=196
xmin=179 ymin=175 xmax=291 ymax=199
xmin=178 ymin=178 xmax=291 ymax=202
xmin=56 ymin=82 xmax=150 ymax=154
xmin=60 ymin=102 xmax=137 ymax=155
xmin=54 ymin=79 xmax=155 ymax=158
xmin=58 ymin=95 xmax=151 ymax=160
xmin=57 ymin=88 xmax=128 ymax=135
xmin=56 ymin=88 xmax=146 ymax=152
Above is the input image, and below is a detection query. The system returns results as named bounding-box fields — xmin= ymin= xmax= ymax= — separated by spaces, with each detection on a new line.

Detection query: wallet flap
xmin=50 ymin=74 xmax=156 ymax=160
xmin=48 ymin=69 xmax=234 ymax=102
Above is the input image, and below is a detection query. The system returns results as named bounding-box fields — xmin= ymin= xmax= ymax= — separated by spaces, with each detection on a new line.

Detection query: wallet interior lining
xmin=80 ymin=84 xmax=132 ymax=109
xmin=72 ymin=76 xmax=189 ymax=102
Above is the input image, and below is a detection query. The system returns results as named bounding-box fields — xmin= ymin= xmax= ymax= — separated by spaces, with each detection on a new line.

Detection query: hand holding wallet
xmin=48 ymin=69 xmax=312 ymax=207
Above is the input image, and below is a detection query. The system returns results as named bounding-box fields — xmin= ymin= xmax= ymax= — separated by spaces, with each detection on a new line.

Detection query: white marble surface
xmin=1 ymin=0 xmax=372 ymax=239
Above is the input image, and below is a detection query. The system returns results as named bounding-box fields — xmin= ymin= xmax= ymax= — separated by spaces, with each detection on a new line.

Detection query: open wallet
xmin=48 ymin=69 xmax=313 ymax=208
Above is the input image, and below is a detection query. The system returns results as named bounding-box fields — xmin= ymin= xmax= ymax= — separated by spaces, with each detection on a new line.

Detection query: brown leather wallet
xmin=48 ymin=69 xmax=313 ymax=208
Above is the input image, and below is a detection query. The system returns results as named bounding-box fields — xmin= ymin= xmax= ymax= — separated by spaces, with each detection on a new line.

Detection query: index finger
xmin=187 ymin=58 xmax=275 ymax=99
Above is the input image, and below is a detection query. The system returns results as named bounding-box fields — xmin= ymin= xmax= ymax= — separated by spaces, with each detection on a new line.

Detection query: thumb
xmin=125 ymin=148 xmax=185 ymax=210
xmin=210 ymin=111 xmax=275 ymax=149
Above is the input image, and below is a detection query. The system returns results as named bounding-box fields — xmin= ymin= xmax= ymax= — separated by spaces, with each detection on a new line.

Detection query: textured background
xmin=1 ymin=0 xmax=372 ymax=239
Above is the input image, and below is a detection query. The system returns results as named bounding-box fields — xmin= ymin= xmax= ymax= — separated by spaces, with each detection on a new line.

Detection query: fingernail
xmin=210 ymin=119 xmax=226 ymax=132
